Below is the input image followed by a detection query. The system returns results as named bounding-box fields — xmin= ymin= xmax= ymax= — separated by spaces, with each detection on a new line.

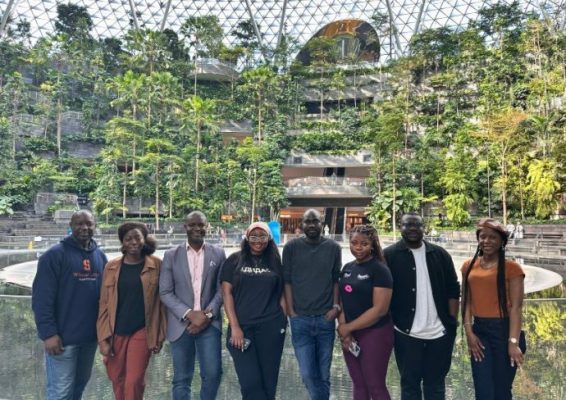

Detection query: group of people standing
xmin=31 ymin=208 xmax=525 ymax=400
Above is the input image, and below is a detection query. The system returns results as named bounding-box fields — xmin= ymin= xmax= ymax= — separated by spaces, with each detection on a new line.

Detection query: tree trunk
xmin=195 ymin=124 xmax=200 ymax=189
xmin=420 ymin=173 xmax=424 ymax=217
xmin=228 ymin=174 xmax=232 ymax=214
xmin=257 ymin=93 xmax=262 ymax=143
xmin=155 ymin=165 xmax=160 ymax=231
xmin=11 ymin=125 xmax=16 ymax=161
xmin=194 ymin=55 xmax=198 ymax=96
xmin=250 ymin=168 xmax=257 ymax=224
xmin=353 ymin=69 xmax=357 ymax=108
xmin=168 ymin=168 xmax=173 ymax=219
xmin=320 ymin=70 xmax=324 ymax=121
xmin=501 ymin=157 xmax=507 ymax=226
xmin=122 ymin=161 xmax=128 ymax=219
xmin=56 ymin=98 xmax=62 ymax=157
xmin=392 ymin=155 xmax=397 ymax=239
xmin=132 ymin=105 xmax=137 ymax=176
xmin=519 ymin=162 xmax=525 ymax=220
xmin=436 ymin=95 xmax=440 ymax=135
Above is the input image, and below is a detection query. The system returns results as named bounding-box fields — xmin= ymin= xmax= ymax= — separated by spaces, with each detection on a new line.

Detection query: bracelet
xmin=463 ymin=322 xmax=472 ymax=326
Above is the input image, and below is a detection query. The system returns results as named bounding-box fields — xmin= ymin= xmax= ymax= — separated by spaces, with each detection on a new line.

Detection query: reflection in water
xmin=0 ymin=297 xmax=564 ymax=399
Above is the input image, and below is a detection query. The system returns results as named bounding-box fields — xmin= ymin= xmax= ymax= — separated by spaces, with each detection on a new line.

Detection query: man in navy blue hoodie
xmin=32 ymin=210 xmax=107 ymax=400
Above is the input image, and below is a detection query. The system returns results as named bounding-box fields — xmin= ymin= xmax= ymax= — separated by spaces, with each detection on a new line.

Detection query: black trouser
xmin=227 ymin=313 xmax=287 ymax=400
xmin=471 ymin=317 xmax=526 ymax=400
xmin=394 ymin=329 xmax=456 ymax=400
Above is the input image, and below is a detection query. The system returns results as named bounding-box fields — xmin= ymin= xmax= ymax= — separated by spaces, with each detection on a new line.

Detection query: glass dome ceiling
xmin=1 ymin=0 xmax=564 ymax=62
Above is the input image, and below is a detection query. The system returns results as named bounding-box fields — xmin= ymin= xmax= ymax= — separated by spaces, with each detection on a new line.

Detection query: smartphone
xmin=229 ymin=337 xmax=251 ymax=351
xmin=348 ymin=340 xmax=361 ymax=357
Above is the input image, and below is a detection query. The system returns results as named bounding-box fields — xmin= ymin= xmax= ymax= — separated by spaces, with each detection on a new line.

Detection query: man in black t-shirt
xmin=283 ymin=209 xmax=342 ymax=400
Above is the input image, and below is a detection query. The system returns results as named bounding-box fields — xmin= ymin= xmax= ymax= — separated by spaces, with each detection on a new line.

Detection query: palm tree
xmin=139 ymin=138 xmax=177 ymax=231
xmin=180 ymin=95 xmax=217 ymax=190
xmin=479 ymin=108 xmax=528 ymax=225
xmin=239 ymin=66 xmax=280 ymax=142
xmin=107 ymin=71 xmax=146 ymax=178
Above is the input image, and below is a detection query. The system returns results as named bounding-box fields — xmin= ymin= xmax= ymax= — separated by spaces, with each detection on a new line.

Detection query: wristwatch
xmin=205 ymin=311 xmax=214 ymax=320
xmin=508 ymin=337 xmax=518 ymax=345
xmin=332 ymin=304 xmax=342 ymax=312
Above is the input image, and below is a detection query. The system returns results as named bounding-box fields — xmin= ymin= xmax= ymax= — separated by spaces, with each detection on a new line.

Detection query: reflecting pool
xmin=0 ymin=249 xmax=562 ymax=293
xmin=0 ymin=296 xmax=564 ymax=400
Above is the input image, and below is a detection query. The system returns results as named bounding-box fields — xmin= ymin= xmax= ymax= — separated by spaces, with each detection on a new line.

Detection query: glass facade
xmin=1 ymin=0 xmax=564 ymax=62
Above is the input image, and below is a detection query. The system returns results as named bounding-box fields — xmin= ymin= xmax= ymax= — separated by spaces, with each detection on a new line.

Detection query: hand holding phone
xmin=229 ymin=337 xmax=251 ymax=351
xmin=348 ymin=340 xmax=361 ymax=357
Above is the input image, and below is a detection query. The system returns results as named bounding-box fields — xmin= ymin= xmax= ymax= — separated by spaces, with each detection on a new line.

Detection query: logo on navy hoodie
xmin=73 ymin=258 xmax=99 ymax=281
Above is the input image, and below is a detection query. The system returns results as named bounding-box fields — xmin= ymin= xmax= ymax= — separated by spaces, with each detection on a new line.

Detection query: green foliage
xmin=180 ymin=16 xmax=224 ymax=59
xmin=1 ymin=4 xmax=564 ymax=226
xmin=525 ymin=159 xmax=560 ymax=219
xmin=524 ymin=302 xmax=566 ymax=342
xmin=367 ymin=188 xmax=424 ymax=230
xmin=24 ymin=137 xmax=57 ymax=152
xmin=54 ymin=4 xmax=93 ymax=39
xmin=292 ymin=130 xmax=356 ymax=153
xmin=0 ymin=196 xmax=14 ymax=215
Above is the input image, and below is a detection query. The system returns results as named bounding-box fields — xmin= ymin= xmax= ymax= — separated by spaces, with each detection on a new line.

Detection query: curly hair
xmin=349 ymin=224 xmax=385 ymax=263
xmin=117 ymin=222 xmax=157 ymax=256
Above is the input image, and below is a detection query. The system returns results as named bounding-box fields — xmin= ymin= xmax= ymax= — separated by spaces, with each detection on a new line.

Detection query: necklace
xmin=480 ymin=258 xmax=497 ymax=269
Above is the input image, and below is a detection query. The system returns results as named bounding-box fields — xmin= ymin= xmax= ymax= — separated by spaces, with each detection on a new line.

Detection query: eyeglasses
xmin=248 ymin=235 xmax=269 ymax=243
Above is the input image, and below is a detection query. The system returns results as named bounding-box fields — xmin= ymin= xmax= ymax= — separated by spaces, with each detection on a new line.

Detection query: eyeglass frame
xmin=247 ymin=235 xmax=270 ymax=243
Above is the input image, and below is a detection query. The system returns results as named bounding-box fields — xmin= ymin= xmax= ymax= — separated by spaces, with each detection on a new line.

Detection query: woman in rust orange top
xmin=461 ymin=218 xmax=525 ymax=400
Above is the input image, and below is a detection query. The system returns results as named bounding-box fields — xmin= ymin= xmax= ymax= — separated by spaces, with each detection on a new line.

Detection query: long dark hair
xmin=117 ymin=222 xmax=157 ymax=256
xmin=461 ymin=228 xmax=508 ymax=322
xmin=349 ymin=224 xmax=385 ymax=263
xmin=229 ymin=236 xmax=282 ymax=288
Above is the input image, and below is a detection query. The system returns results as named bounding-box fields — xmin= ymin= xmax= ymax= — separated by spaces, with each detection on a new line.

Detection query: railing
xmin=197 ymin=58 xmax=237 ymax=69
xmin=285 ymin=152 xmax=373 ymax=166
xmin=286 ymin=177 xmax=367 ymax=187
xmin=193 ymin=58 xmax=239 ymax=80
xmin=285 ymin=177 xmax=371 ymax=197
xmin=219 ymin=120 xmax=253 ymax=134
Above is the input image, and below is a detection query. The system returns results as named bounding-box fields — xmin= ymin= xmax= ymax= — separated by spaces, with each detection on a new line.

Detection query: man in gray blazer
xmin=160 ymin=211 xmax=226 ymax=400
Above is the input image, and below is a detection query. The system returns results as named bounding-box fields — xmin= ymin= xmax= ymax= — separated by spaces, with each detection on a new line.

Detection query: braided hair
xmin=461 ymin=228 xmax=509 ymax=323
xmin=349 ymin=224 xmax=385 ymax=263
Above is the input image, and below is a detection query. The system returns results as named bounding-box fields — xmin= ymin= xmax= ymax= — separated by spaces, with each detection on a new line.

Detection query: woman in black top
xmin=97 ymin=222 xmax=166 ymax=400
xmin=221 ymin=222 xmax=287 ymax=400
xmin=337 ymin=224 xmax=394 ymax=400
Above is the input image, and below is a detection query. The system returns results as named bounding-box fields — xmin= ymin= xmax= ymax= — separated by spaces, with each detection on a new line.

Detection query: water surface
xmin=0 ymin=296 xmax=564 ymax=400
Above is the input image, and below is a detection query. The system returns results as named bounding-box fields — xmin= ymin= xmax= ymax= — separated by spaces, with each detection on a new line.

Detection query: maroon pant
xmin=343 ymin=320 xmax=394 ymax=400
xmin=104 ymin=328 xmax=152 ymax=400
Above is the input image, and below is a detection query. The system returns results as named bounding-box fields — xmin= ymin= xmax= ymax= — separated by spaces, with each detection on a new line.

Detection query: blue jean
xmin=45 ymin=341 xmax=97 ymax=400
xmin=290 ymin=315 xmax=335 ymax=400
xmin=170 ymin=325 xmax=222 ymax=400
xmin=471 ymin=318 xmax=526 ymax=400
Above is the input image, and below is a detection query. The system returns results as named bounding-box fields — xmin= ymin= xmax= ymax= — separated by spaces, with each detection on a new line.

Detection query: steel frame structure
xmin=1 ymin=0 xmax=564 ymax=62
